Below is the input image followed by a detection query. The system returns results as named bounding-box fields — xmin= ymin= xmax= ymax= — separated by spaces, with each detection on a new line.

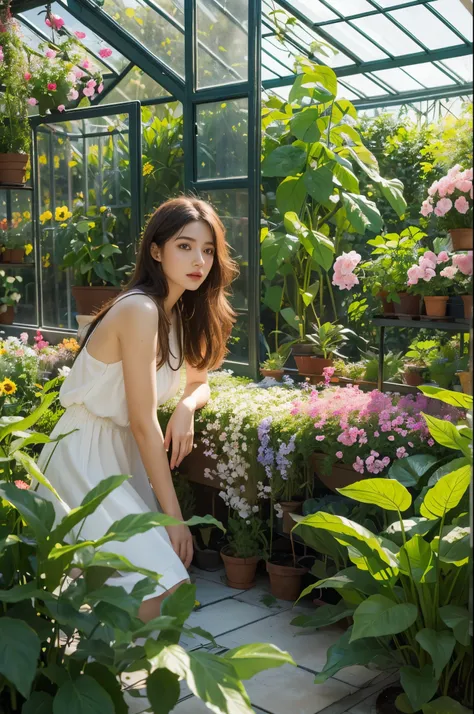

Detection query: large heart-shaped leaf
xmin=400 ymin=665 xmax=439 ymax=712
xmin=162 ymin=582 xmax=196 ymax=625
xmin=439 ymin=605 xmax=471 ymax=646
xmin=351 ymin=595 xmax=418 ymax=642
xmin=146 ymin=668 xmax=180 ymax=714
xmin=0 ymin=617 xmax=40 ymax=699
xmin=304 ymin=230 xmax=335 ymax=271
xmin=333 ymin=163 xmax=359 ymax=193
xmin=421 ymin=413 xmax=471 ymax=456
xmin=388 ymin=454 xmax=439 ymax=488
xmin=304 ymin=165 xmax=334 ymax=204
xmin=84 ymin=662 xmax=128 ymax=714
xmin=289 ymin=106 xmax=321 ymax=142
xmin=263 ymin=285 xmax=283 ymax=313
xmin=419 ymin=386 xmax=472 ymax=410
xmin=378 ymin=176 xmax=407 ymax=217
xmin=428 ymin=458 xmax=469 ymax=487
xmin=314 ymin=628 xmax=389 ymax=683
xmin=53 ymin=674 xmax=115 ymax=714
xmin=261 ymin=232 xmax=299 ymax=280
xmin=438 ymin=525 xmax=470 ymax=565
xmin=0 ymin=482 xmax=55 ymax=542
xmin=399 ymin=535 xmax=435 ymax=584
xmin=422 ymin=696 xmax=472 ymax=713
xmin=262 ymin=145 xmax=306 ymax=177
xmin=338 ymin=478 xmax=412 ymax=512
xmin=383 ymin=517 xmax=438 ymax=546
xmin=415 ymin=629 xmax=455 ymax=679
xmin=22 ymin=692 xmax=54 ymax=714
xmin=291 ymin=600 xmax=353 ymax=629
xmin=223 ymin=643 xmax=296 ymax=680
xmin=420 ymin=465 xmax=471 ymax=520
xmin=342 ymin=193 xmax=383 ymax=234
xmin=276 ymin=175 xmax=307 ymax=215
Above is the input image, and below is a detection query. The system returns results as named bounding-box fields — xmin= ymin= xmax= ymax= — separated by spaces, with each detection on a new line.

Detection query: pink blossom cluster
xmin=33 ymin=329 xmax=49 ymax=351
xmin=421 ymin=165 xmax=473 ymax=218
xmin=453 ymin=251 xmax=473 ymax=276
xmin=332 ymin=251 xmax=362 ymax=290
xmin=0 ymin=45 xmax=4 ymax=64
xmin=407 ymin=249 xmax=472 ymax=286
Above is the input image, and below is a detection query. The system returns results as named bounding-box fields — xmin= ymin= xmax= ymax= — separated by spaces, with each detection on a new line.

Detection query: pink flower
xmin=45 ymin=14 xmax=65 ymax=30
xmin=45 ymin=49 xmax=57 ymax=59
xmin=14 ymin=480 xmax=30 ymax=490
xmin=453 ymin=252 xmax=473 ymax=276
xmin=57 ymin=104 xmax=65 ymax=112
xmin=81 ymin=58 xmax=91 ymax=69
xmin=374 ymin=431 xmax=379 ymax=437
xmin=336 ymin=451 xmax=343 ymax=459
xmin=332 ymin=251 xmax=361 ymax=290
xmin=99 ymin=47 xmax=112 ymax=58
xmin=454 ymin=196 xmax=470 ymax=214
xmin=435 ymin=197 xmax=453 ymax=217
xmin=0 ymin=46 xmax=3 ymax=64
xmin=448 ymin=164 xmax=463 ymax=179
xmin=316 ymin=435 xmax=325 ymax=442
xmin=67 ymin=88 xmax=79 ymax=101
xmin=47 ymin=82 xmax=57 ymax=91
xmin=456 ymin=180 xmax=472 ymax=194
xmin=74 ymin=31 xmax=87 ymax=39
xmin=421 ymin=251 xmax=438 ymax=268
xmin=427 ymin=438 xmax=435 ymax=447
xmin=387 ymin=435 xmax=395 ymax=441
xmin=420 ymin=199 xmax=433 ymax=217
xmin=464 ymin=168 xmax=473 ymax=181
xmin=396 ymin=447 xmax=407 ymax=459
xmin=83 ymin=86 xmax=95 ymax=97
xmin=24 ymin=71 xmax=31 ymax=81
xmin=86 ymin=79 xmax=96 ymax=89
xmin=73 ymin=68 xmax=85 ymax=79
xmin=437 ymin=251 xmax=449 ymax=263
xmin=428 ymin=181 xmax=439 ymax=197
xmin=27 ymin=97 xmax=38 ymax=106
xmin=353 ymin=456 xmax=365 ymax=474
xmin=440 ymin=265 xmax=458 ymax=279
xmin=19 ymin=332 xmax=29 ymax=343
xmin=97 ymin=83 xmax=104 ymax=94
xmin=422 ymin=267 xmax=436 ymax=282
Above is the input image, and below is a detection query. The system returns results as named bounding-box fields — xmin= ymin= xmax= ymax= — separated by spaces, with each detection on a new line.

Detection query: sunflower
xmin=0 ymin=378 xmax=17 ymax=396
xmin=55 ymin=206 xmax=72 ymax=222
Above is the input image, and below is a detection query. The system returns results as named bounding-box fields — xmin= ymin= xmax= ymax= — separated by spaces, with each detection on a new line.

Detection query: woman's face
xmin=152 ymin=220 xmax=216 ymax=294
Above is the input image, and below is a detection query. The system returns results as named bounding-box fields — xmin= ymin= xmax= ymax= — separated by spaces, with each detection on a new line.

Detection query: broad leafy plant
xmin=292 ymin=387 xmax=472 ymax=713
xmin=0 ymin=393 xmax=295 ymax=713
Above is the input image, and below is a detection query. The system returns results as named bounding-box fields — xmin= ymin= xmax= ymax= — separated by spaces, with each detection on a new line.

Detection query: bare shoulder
xmin=113 ymin=294 xmax=158 ymax=330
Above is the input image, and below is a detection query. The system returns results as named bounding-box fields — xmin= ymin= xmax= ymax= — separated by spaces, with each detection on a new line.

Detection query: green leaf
xmin=0 ymin=581 xmax=54 ymax=603
xmin=146 ymin=668 xmax=180 ymax=714
xmin=53 ymin=674 xmax=115 ymax=714
xmin=280 ymin=306 xmax=300 ymax=329
xmin=84 ymin=663 xmax=127 ymax=714
xmin=0 ymin=482 xmax=55 ymax=542
xmin=342 ymin=193 xmax=383 ymax=234
xmin=350 ymin=595 xmax=418 ymax=642
xmin=422 ymin=696 xmax=472 ymax=714
xmin=428 ymin=458 xmax=470 ymax=487
xmin=301 ymin=280 xmax=320 ymax=307
xmin=303 ymin=165 xmax=334 ymax=204
xmin=415 ymin=629 xmax=455 ymax=679
xmin=338 ymin=478 xmax=411 ymax=512
xmin=301 ymin=66 xmax=337 ymax=98
xmin=314 ymin=628 xmax=388 ymax=683
xmin=291 ymin=601 xmax=353 ymax=629
xmin=223 ymin=643 xmax=296 ymax=680
xmin=422 ymin=413 xmax=471 ymax=456
xmin=261 ymin=232 xmax=299 ymax=280
xmin=383 ymin=517 xmax=437 ymax=546
xmin=419 ymin=386 xmax=472 ymax=410
xmin=439 ymin=606 xmax=471 ymax=646
xmin=399 ymin=535 xmax=435 ymax=584
xmin=22 ymin=692 xmax=54 ymax=714
xmin=388 ymin=454 xmax=439 ymax=488
xmin=305 ymin=230 xmax=335 ymax=271
xmin=261 ymin=145 xmax=306 ymax=177
xmin=85 ymin=551 xmax=161 ymax=582
xmin=0 ymin=617 xmax=40 ymax=698
xmin=263 ymin=285 xmax=283 ymax=313
xmin=333 ymin=163 xmax=359 ymax=193
xmin=438 ymin=525 xmax=470 ymax=565
xmin=378 ymin=176 xmax=407 ymax=217
xmin=289 ymin=107 xmax=321 ymax=142
xmin=85 ymin=584 xmax=140 ymax=613
xmin=400 ymin=665 xmax=439 ymax=712
xmin=0 ymin=392 xmax=57 ymax=441
xmin=420 ymin=465 xmax=471 ymax=520
xmin=14 ymin=450 xmax=61 ymax=500
xmin=162 ymin=582 xmax=196 ymax=625
xmin=276 ymin=176 xmax=307 ymax=215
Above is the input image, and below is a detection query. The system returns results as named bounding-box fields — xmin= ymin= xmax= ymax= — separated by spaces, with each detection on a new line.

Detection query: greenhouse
xmin=0 ymin=1 xmax=473 ymax=713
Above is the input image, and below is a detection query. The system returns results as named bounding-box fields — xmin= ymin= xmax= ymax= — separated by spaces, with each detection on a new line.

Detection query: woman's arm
xmin=164 ymin=363 xmax=211 ymax=469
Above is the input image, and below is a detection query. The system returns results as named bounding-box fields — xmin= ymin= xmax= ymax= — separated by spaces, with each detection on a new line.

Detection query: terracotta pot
xmin=450 ymin=228 xmax=473 ymax=251
xmin=424 ymin=295 xmax=448 ymax=317
xmin=221 ymin=546 xmax=259 ymax=590
xmin=312 ymin=453 xmax=367 ymax=492
xmin=461 ymin=294 xmax=473 ymax=320
xmin=8 ymin=248 xmax=25 ymax=264
xmin=291 ymin=343 xmax=314 ymax=356
xmin=377 ymin=291 xmax=394 ymax=315
xmin=1 ymin=248 xmax=13 ymax=263
xmin=0 ymin=305 xmax=15 ymax=325
xmin=393 ymin=292 xmax=421 ymax=316
xmin=260 ymin=369 xmax=284 ymax=381
xmin=0 ymin=153 xmax=29 ymax=185
xmin=72 ymin=285 xmax=121 ymax=315
xmin=404 ymin=367 xmax=424 ymax=387
xmin=457 ymin=371 xmax=472 ymax=395
xmin=294 ymin=355 xmax=333 ymax=376
xmin=266 ymin=560 xmax=308 ymax=601
xmin=279 ymin=501 xmax=302 ymax=535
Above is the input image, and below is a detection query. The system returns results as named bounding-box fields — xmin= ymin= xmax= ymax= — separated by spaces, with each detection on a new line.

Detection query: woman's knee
xmin=138 ymin=578 xmax=191 ymax=623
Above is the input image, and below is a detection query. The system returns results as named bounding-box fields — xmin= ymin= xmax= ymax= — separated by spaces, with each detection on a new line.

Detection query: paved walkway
xmin=124 ymin=565 xmax=398 ymax=714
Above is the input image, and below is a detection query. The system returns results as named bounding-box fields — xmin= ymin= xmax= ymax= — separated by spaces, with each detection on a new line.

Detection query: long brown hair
xmin=77 ymin=197 xmax=238 ymax=370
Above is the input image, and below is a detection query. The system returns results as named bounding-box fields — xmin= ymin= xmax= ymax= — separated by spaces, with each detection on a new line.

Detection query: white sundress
xmin=35 ymin=290 xmax=189 ymax=598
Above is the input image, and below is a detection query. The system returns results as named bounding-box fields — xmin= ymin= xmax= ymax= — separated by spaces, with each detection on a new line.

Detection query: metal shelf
xmin=373 ymin=315 xmax=471 ymax=333
xmin=0 ymin=262 xmax=35 ymax=268
xmin=0 ymin=184 xmax=33 ymax=191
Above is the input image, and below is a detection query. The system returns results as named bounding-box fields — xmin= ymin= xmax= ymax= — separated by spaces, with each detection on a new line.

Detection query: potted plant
xmin=427 ymin=341 xmax=459 ymax=389
xmin=422 ymin=165 xmax=473 ymax=250
xmin=406 ymin=249 xmax=459 ymax=317
xmin=456 ymin=353 xmax=472 ymax=394
xmin=55 ymin=206 xmax=128 ymax=315
xmin=0 ymin=5 xmax=31 ymax=184
xmin=260 ymin=339 xmax=291 ymax=381
xmin=296 ymin=320 xmax=357 ymax=377
xmin=0 ymin=212 xmax=32 ymax=263
xmin=452 ymin=251 xmax=473 ymax=319
xmin=403 ymin=339 xmax=439 ymax=386
xmin=221 ymin=513 xmax=267 ymax=589
xmin=0 ymin=270 xmax=22 ymax=324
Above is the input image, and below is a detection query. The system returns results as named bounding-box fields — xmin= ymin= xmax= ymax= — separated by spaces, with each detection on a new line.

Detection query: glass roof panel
xmin=371 ymin=67 xmax=425 ymax=92
xmin=19 ymin=3 xmax=128 ymax=72
xmin=374 ymin=0 xmax=419 ymax=6
xmin=283 ymin=0 xmax=339 ymax=23
xmin=324 ymin=0 xmax=374 ymax=15
xmin=149 ymin=0 xmax=184 ymax=28
xmin=431 ymin=0 xmax=473 ymax=42
xmin=439 ymin=56 xmax=473 ymax=83
xmin=345 ymin=73 xmax=390 ymax=97
xmin=263 ymin=37 xmax=298 ymax=71
xmin=261 ymin=48 xmax=294 ymax=78
xmin=352 ymin=14 xmax=424 ymax=56
xmin=322 ymin=22 xmax=388 ymax=61
xmin=336 ymin=83 xmax=360 ymax=101
xmin=100 ymin=65 xmax=171 ymax=104
xmin=406 ymin=62 xmax=456 ymax=87
xmin=100 ymin=0 xmax=185 ymax=76
xmin=389 ymin=6 xmax=464 ymax=50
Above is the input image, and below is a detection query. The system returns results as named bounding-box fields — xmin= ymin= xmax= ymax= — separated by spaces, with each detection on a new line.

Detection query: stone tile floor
xmin=124 ymin=565 xmax=398 ymax=714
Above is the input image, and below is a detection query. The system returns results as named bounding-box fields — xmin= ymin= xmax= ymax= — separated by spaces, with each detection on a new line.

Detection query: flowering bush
xmin=290 ymin=385 xmax=462 ymax=477
xmin=0 ymin=270 xmax=22 ymax=313
xmin=421 ymin=165 xmax=473 ymax=230
xmin=0 ymin=5 xmax=30 ymax=154
xmin=0 ymin=210 xmax=33 ymax=254
xmin=407 ymin=249 xmax=472 ymax=296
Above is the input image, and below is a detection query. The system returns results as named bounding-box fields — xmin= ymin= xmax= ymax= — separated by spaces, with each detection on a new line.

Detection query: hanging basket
xmin=0 ymin=154 xmax=29 ymax=186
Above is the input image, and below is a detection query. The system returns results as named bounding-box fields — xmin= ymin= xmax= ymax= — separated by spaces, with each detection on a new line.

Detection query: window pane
xmin=283 ymin=0 xmax=338 ymax=23
xmin=389 ymin=6 xmax=463 ymax=51
xmin=101 ymin=0 xmax=185 ymax=76
xmin=0 ymin=189 xmax=36 ymax=326
xmin=345 ymin=74 xmax=389 ymax=97
xmin=371 ymin=68 xmax=424 ymax=92
xmin=406 ymin=63 xmax=455 ymax=87
xmin=142 ymin=102 xmax=184 ymax=221
xmin=324 ymin=0 xmax=373 ymax=15
xmin=197 ymin=99 xmax=248 ymax=180
xmin=352 ymin=15 xmax=422 ymax=56
xmin=323 ymin=22 xmax=388 ymax=61
xmin=36 ymin=114 xmax=135 ymax=329
xmin=197 ymin=0 xmax=248 ymax=88
xmin=227 ymin=313 xmax=249 ymax=364
xmin=101 ymin=66 xmax=171 ymax=104
xmin=431 ymin=0 xmax=473 ymax=42
xmin=439 ymin=57 xmax=473 ymax=83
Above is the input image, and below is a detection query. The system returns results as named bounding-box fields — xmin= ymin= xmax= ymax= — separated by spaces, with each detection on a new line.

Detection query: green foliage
xmin=421 ymin=103 xmax=473 ymax=173
xmin=404 ymin=340 xmax=440 ymax=369
xmin=226 ymin=514 xmax=268 ymax=559
xmin=0 ymin=13 xmax=30 ymax=154
xmin=305 ymin=321 xmax=357 ymax=359
xmin=294 ymin=389 xmax=473 ymax=711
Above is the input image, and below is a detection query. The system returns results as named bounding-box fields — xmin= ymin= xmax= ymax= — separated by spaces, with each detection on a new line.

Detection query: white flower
xmin=58 ymin=366 xmax=71 ymax=378
xmin=10 ymin=292 xmax=21 ymax=303
xmin=6 ymin=276 xmax=15 ymax=284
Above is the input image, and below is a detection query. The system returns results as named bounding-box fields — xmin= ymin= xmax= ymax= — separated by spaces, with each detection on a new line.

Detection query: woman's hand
xmin=167 ymin=523 xmax=193 ymax=569
xmin=164 ymin=397 xmax=196 ymax=470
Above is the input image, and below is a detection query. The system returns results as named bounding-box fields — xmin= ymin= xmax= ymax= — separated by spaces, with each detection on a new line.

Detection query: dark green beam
xmin=353 ymin=82 xmax=473 ymax=109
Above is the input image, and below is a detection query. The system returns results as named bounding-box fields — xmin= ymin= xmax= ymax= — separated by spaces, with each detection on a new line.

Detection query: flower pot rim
xmin=221 ymin=545 xmax=260 ymax=563
xmin=266 ymin=559 xmax=308 ymax=574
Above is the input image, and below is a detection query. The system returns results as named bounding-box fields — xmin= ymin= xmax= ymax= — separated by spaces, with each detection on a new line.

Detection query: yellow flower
xmin=40 ymin=210 xmax=53 ymax=224
xmin=55 ymin=206 xmax=72 ymax=222
xmin=24 ymin=243 xmax=33 ymax=256
xmin=23 ymin=211 xmax=31 ymax=220
xmin=142 ymin=162 xmax=153 ymax=176
xmin=68 ymin=161 xmax=78 ymax=168
xmin=0 ymin=348 xmax=7 ymax=355
xmin=39 ymin=155 xmax=48 ymax=165
xmin=100 ymin=206 xmax=108 ymax=213
xmin=34 ymin=383 xmax=43 ymax=389
xmin=54 ymin=155 xmax=60 ymax=169
xmin=60 ymin=223 xmax=68 ymax=228
xmin=88 ymin=222 xmax=96 ymax=229
xmin=42 ymin=253 xmax=51 ymax=268
xmin=0 ymin=378 xmax=17 ymax=396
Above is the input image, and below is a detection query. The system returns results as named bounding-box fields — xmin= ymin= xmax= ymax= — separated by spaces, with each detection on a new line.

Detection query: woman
xmin=37 ymin=197 xmax=237 ymax=622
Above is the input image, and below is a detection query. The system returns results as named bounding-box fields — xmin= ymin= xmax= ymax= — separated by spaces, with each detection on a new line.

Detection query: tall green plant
xmin=261 ymin=62 xmax=407 ymax=345
xmin=293 ymin=387 xmax=472 ymax=713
